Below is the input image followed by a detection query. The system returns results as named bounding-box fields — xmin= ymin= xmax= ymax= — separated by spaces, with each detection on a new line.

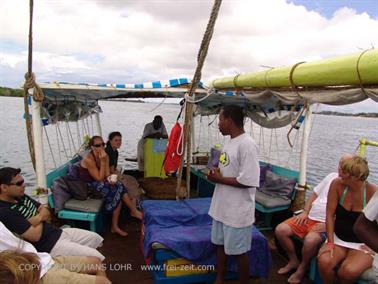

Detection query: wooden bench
xmin=46 ymin=158 xmax=104 ymax=232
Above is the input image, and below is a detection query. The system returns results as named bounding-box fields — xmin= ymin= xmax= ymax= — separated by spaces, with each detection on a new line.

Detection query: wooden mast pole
xmin=176 ymin=0 xmax=223 ymax=199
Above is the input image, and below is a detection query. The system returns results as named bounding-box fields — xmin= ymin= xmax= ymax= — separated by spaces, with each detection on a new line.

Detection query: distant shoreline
xmin=1 ymin=86 xmax=377 ymax=117
xmin=312 ymin=111 xmax=378 ymax=118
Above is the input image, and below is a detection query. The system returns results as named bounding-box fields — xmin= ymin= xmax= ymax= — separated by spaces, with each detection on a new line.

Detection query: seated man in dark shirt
xmin=0 ymin=167 xmax=104 ymax=260
xmin=142 ymin=115 xmax=168 ymax=139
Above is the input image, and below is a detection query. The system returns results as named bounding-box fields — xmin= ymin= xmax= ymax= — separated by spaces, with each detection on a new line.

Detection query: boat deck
xmin=99 ymin=216 xmax=313 ymax=284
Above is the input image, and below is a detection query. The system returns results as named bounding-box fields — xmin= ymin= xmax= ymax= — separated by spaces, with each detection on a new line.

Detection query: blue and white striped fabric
xmin=51 ymin=78 xmax=190 ymax=89
xmin=39 ymin=78 xmax=208 ymax=102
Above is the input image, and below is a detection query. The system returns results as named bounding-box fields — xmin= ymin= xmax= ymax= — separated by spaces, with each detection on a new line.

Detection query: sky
xmin=0 ymin=0 xmax=377 ymax=113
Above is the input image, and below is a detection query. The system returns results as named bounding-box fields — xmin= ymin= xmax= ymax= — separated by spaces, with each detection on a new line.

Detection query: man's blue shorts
xmin=211 ymin=219 xmax=252 ymax=255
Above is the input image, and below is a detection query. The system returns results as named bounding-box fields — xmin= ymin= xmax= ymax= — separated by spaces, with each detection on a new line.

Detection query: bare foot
xmin=131 ymin=210 xmax=142 ymax=220
xmin=287 ymin=267 xmax=305 ymax=284
xmin=277 ymin=262 xmax=299 ymax=275
xmin=111 ymin=227 xmax=128 ymax=237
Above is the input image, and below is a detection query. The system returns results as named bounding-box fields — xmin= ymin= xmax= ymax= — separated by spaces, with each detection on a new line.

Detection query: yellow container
xmin=144 ymin=138 xmax=167 ymax=178
xmin=165 ymin=258 xmax=211 ymax=277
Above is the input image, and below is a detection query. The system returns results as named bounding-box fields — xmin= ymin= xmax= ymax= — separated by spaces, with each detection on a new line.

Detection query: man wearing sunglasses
xmin=0 ymin=167 xmax=104 ymax=260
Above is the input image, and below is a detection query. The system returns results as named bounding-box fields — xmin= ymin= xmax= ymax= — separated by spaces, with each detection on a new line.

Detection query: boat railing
xmin=358 ymin=137 xmax=378 ymax=158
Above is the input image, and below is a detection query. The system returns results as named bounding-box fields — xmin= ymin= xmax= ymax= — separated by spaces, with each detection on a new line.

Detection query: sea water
xmin=0 ymin=96 xmax=377 ymax=191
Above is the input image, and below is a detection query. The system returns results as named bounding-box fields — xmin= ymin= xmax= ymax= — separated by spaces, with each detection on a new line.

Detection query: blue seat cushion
xmin=258 ymin=170 xmax=297 ymax=200
xmin=255 ymin=191 xmax=291 ymax=208
xmin=259 ymin=164 xmax=272 ymax=187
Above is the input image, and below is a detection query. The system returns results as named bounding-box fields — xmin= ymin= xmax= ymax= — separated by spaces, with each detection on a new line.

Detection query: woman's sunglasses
xmin=93 ymin=143 xmax=105 ymax=148
xmin=10 ymin=180 xmax=25 ymax=186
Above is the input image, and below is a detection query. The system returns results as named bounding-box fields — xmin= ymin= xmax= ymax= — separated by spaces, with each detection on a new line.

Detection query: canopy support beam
xmin=298 ymin=104 xmax=312 ymax=188
xmin=94 ymin=113 xmax=103 ymax=136
xmin=292 ymin=104 xmax=312 ymax=211
xmin=31 ymin=90 xmax=47 ymax=188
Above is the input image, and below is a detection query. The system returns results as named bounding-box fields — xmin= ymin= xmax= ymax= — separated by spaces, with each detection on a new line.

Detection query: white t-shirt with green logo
xmin=209 ymin=133 xmax=260 ymax=228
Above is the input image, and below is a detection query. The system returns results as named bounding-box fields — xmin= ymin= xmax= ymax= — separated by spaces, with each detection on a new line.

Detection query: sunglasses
xmin=10 ymin=179 xmax=25 ymax=186
xmin=93 ymin=143 xmax=105 ymax=148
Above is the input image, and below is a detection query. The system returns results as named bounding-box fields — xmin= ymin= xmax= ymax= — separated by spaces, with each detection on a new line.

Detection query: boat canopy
xmin=37 ymin=49 xmax=378 ymax=128
xmin=38 ymin=80 xmax=304 ymax=128
xmin=38 ymin=78 xmax=206 ymax=124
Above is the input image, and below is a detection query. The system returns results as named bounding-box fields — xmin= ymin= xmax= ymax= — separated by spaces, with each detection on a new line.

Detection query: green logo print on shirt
xmin=219 ymin=152 xmax=230 ymax=167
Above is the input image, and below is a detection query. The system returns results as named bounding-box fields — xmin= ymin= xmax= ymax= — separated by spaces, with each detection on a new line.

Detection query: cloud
xmin=0 ymin=0 xmax=377 ymax=111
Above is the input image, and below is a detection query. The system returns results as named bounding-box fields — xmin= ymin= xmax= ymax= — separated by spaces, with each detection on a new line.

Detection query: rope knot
xmin=23 ymin=72 xmax=45 ymax=102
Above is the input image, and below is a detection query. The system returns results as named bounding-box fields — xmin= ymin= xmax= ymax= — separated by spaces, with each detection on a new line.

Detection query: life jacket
xmin=163 ymin=122 xmax=183 ymax=174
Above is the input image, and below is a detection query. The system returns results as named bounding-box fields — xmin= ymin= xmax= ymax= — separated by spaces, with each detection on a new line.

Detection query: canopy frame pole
xmin=291 ymin=103 xmax=312 ymax=211
xmin=94 ymin=113 xmax=102 ymax=136
xmin=298 ymin=104 xmax=312 ymax=188
xmin=31 ymin=90 xmax=47 ymax=188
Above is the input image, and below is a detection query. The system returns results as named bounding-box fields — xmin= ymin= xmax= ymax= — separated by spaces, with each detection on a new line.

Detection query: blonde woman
xmin=318 ymin=156 xmax=377 ymax=284
xmin=0 ymin=221 xmax=111 ymax=284
xmin=0 ymin=251 xmax=40 ymax=284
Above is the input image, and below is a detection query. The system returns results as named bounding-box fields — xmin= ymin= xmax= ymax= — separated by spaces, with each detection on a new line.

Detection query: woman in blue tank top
xmin=317 ymin=155 xmax=377 ymax=284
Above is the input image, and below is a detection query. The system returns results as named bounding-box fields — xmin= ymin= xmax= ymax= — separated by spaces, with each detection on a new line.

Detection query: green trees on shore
xmin=0 ymin=86 xmax=23 ymax=97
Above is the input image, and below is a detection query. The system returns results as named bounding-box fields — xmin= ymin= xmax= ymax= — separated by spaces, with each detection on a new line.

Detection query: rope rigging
xmin=43 ymin=126 xmax=57 ymax=168
xmin=176 ymin=0 xmax=223 ymax=199
xmin=23 ymin=0 xmax=36 ymax=170
xmin=56 ymin=122 xmax=70 ymax=160
xmin=56 ymin=124 xmax=62 ymax=165
xmin=23 ymin=0 xmax=47 ymax=172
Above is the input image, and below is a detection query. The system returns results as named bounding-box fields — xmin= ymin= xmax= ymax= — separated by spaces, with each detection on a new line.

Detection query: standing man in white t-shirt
xmin=207 ymin=105 xmax=260 ymax=284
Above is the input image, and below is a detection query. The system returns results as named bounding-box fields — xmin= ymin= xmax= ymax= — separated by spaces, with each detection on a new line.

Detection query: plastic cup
xmin=38 ymin=193 xmax=48 ymax=205
xmin=108 ymin=174 xmax=118 ymax=183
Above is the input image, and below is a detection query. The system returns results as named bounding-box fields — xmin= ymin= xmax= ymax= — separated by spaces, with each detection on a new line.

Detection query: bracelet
xmin=326 ymin=242 xmax=334 ymax=248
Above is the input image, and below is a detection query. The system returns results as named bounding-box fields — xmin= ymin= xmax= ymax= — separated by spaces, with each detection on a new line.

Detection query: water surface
xmin=0 ymin=97 xmax=377 ymax=191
